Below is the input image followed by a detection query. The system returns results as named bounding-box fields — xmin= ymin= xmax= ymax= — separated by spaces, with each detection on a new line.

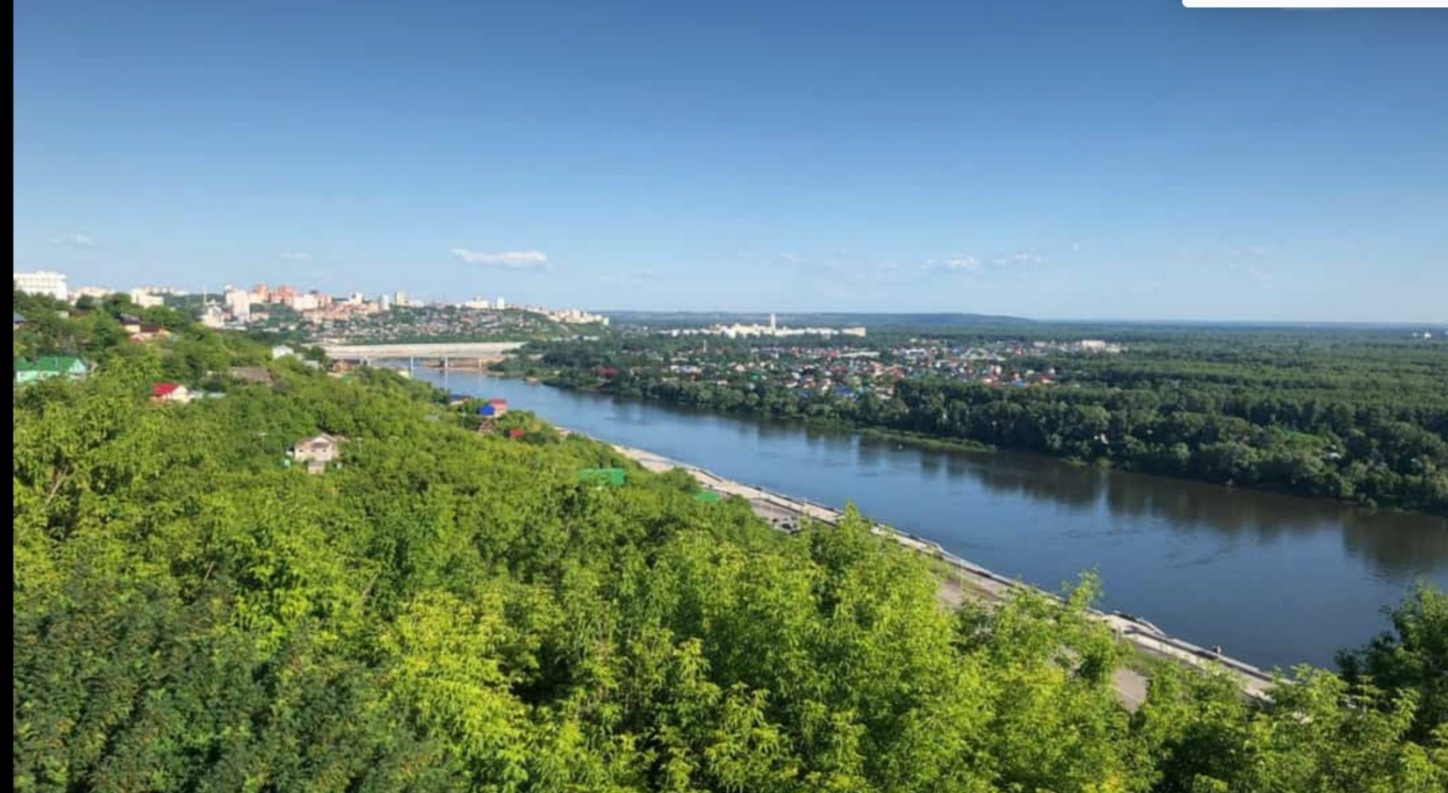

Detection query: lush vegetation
xmin=499 ymin=327 xmax=1448 ymax=515
xmin=13 ymin=305 xmax=1448 ymax=791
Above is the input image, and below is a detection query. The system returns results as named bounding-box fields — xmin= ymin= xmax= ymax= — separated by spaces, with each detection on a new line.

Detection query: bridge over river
xmin=321 ymin=341 xmax=525 ymax=367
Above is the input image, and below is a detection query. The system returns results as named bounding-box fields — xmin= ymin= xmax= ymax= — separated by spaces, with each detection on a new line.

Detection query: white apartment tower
xmin=224 ymin=287 xmax=252 ymax=320
xmin=496 ymin=296 xmax=506 ymax=310
xmin=13 ymin=270 xmax=69 ymax=301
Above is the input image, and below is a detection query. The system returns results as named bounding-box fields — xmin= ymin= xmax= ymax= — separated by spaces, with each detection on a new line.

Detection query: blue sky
xmin=13 ymin=1 xmax=1447 ymax=321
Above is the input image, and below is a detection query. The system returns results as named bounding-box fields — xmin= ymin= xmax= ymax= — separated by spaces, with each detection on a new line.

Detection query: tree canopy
xmin=13 ymin=314 xmax=1448 ymax=792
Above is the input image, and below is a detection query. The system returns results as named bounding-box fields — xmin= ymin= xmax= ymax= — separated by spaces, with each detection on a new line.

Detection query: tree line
xmin=503 ymin=330 xmax=1448 ymax=515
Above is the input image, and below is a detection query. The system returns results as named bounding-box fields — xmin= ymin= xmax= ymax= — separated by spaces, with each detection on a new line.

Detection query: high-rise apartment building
xmin=224 ymin=288 xmax=252 ymax=320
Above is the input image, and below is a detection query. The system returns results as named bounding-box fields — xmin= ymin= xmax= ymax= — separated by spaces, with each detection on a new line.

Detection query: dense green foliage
xmin=503 ymin=328 xmax=1448 ymax=515
xmin=13 ymin=314 xmax=1448 ymax=791
xmin=1338 ymin=583 xmax=1448 ymax=743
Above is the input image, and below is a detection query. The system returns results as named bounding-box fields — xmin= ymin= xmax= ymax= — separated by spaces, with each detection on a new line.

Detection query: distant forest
xmin=499 ymin=323 xmax=1448 ymax=516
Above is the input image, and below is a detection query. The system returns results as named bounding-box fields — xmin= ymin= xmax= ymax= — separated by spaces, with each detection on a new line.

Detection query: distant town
xmin=12 ymin=269 xmax=609 ymax=344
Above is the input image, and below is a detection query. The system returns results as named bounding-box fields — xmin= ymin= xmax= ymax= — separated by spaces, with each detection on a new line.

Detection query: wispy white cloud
xmin=994 ymin=251 xmax=1045 ymax=267
xmin=51 ymin=233 xmax=99 ymax=248
xmin=451 ymin=249 xmax=549 ymax=269
xmin=1070 ymin=241 xmax=1082 ymax=252
xmin=924 ymin=255 xmax=981 ymax=272
xmin=279 ymin=251 xmax=312 ymax=261
xmin=924 ymin=249 xmax=1046 ymax=274
xmin=778 ymin=252 xmax=802 ymax=264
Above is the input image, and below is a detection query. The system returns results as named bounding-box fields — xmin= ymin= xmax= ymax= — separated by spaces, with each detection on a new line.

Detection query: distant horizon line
xmin=592 ymin=310 xmax=1446 ymax=328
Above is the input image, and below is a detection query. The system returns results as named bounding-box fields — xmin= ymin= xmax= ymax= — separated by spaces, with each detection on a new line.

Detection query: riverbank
xmin=514 ymin=371 xmax=1446 ymax=518
xmin=574 ymin=428 xmax=1279 ymax=704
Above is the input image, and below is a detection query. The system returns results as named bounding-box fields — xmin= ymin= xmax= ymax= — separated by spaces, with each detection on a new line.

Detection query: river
xmin=420 ymin=369 xmax=1448 ymax=670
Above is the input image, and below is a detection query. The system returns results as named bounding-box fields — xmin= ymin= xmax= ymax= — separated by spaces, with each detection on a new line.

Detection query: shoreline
xmin=567 ymin=428 xmax=1278 ymax=702
xmin=517 ymin=374 xmax=1443 ymax=519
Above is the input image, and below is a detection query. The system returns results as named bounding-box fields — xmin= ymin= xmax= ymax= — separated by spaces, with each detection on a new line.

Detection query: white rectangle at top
xmin=1186 ymin=1 xmax=1446 ymax=6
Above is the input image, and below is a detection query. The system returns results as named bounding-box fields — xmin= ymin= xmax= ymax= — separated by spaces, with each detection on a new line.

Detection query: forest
xmin=13 ymin=297 xmax=1448 ymax=792
xmin=499 ymin=327 xmax=1448 ymax=515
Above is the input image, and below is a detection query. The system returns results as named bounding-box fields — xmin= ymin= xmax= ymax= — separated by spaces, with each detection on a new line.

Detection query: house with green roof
xmin=15 ymin=356 xmax=89 ymax=384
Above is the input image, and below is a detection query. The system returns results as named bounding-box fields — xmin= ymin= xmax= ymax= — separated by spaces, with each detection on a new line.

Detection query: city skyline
xmin=13 ymin=0 xmax=1448 ymax=322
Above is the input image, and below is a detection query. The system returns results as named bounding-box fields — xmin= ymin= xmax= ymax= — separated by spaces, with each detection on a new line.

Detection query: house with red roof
xmin=150 ymin=382 xmax=192 ymax=403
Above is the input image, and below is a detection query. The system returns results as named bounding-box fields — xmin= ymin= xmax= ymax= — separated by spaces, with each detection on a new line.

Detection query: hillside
xmin=12 ymin=297 xmax=1448 ymax=792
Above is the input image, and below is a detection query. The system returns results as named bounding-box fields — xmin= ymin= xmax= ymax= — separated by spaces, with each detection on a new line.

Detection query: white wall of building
xmin=14 ymin=271 xmax=69 ymax=301
xmin=224 ymin=288 xmax=252 ymax=320
xmin=129 ymin=289 xmax=166 ymax=308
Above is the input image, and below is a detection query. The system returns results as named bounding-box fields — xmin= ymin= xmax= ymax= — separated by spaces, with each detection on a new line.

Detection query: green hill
xmin=12 ymin=307 xmax=1447 ymax=792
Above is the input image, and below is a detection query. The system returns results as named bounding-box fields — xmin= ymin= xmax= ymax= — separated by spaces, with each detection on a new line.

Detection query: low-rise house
xmin=271 ymin=345 xmax=296 ymax=360
xmin=15 ymin=356 xmax=88 ymax=384
xmin=13 ymin=312 xmax=26 ymax=329
xmin=227 ymin=366 xmax=273 ymax=385
xmin=150 ymin=382 xmax=193 ymax=403
xmin=288 ymin=433 xmax=347 ymax=474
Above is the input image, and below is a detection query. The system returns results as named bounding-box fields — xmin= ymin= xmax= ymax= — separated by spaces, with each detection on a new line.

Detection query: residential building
xmin=271 ymin=345 xmax=296 ymax=359
xmin=15 ymin=356 xmax=88 ymax=384
xmin=129 ymin=289 xmax=165 ymax=308
xmin=393 ymin=291 xmax=408 ymax=307
xmin=495 ymin=297 xmax=506 ymax=310
xmin=288 ymin=433 xmax=347 ymax=474
xmin=13 ymin=270 xmax=69 ymax=301
xmin=70 ymin=286 xmax=116 ymax=302
xmin=224 ymin=288 xmax=251 ymax=320
xmin=288 ymin=293 xmax=319 ymax=311
xmin=199 ymin=304 xmax=226 ymax=329
xmin=150 ymin=382 xmax=193 ymax=403
xmin=227 ymin=366 xmax=273 ymax=385
xmin=13 ymin=312 xmax=25 ymax=329
xmin=378 ymin=293 xmax=392 ymax=311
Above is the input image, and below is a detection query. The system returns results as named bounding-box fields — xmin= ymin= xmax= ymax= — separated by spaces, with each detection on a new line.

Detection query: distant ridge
xmin=602 ymin=311 xmax=1035 ymax=329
